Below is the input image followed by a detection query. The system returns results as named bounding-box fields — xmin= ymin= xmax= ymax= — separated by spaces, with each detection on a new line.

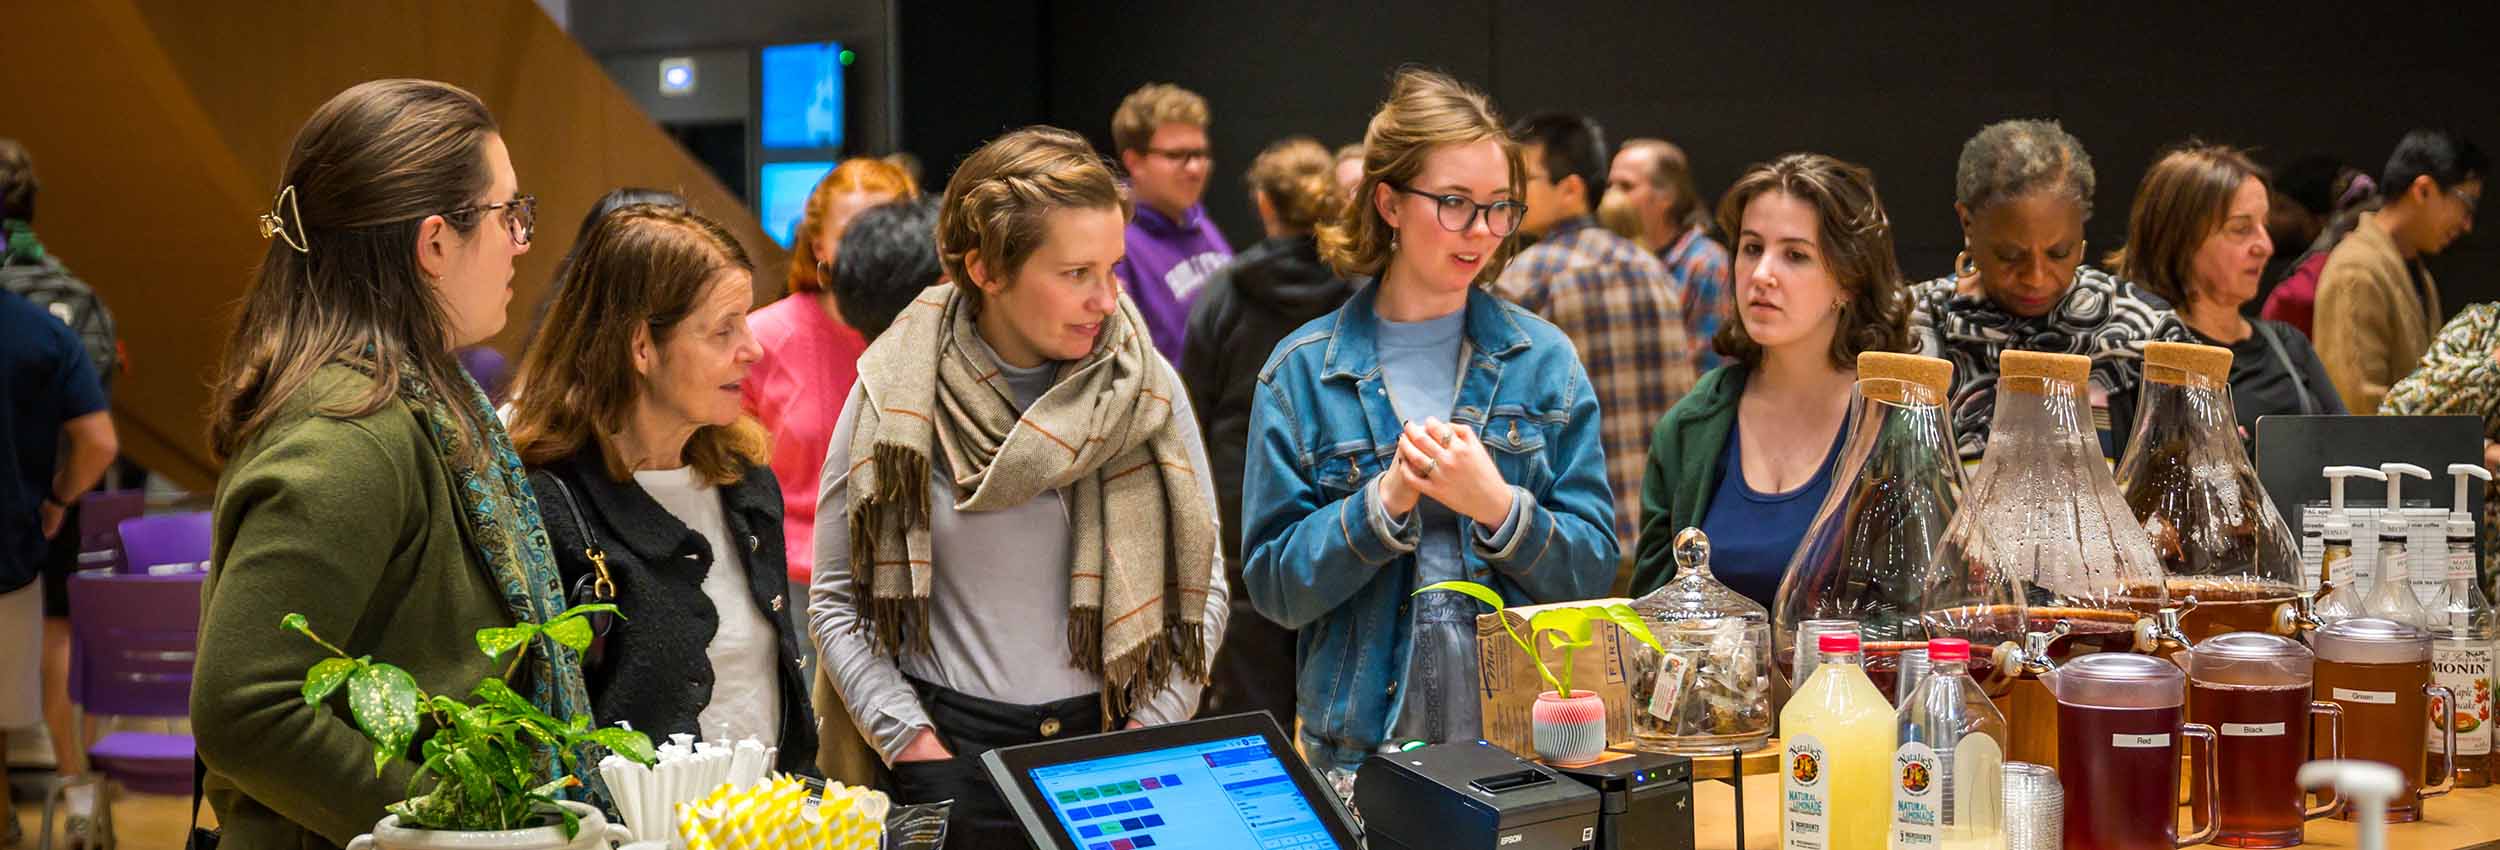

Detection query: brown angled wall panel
xmin=0 ymin=0 xmax=783 ymax=490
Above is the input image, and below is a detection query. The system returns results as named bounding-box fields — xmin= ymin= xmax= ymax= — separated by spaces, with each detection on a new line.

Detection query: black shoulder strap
xmin=2252 ymin=321 xmax=2319 ymax=415
xmin=187 ymin=756 xmax=218 ymax=848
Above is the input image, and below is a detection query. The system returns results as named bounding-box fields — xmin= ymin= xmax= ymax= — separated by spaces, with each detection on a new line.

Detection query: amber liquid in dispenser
xmin=2191 ymin=683 xmax=2315 ymax=847
xmin=2317 ymin=658 xmax=2435 ymax=821
xmin=2128 ymin=579 xmax=2303 ymax=643
xmin=2058 ymin=704 xmax=2188 ymax=850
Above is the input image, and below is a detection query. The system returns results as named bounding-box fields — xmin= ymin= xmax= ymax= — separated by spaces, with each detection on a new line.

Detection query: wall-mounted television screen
xmin=760 ymin=41 xmax=845 ymax=150
xmin=758 ymin=161 xmax=836 ymax=248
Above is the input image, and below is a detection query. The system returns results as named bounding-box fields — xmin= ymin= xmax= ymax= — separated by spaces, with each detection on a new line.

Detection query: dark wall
xmin=901 ymin=1 xmax=2499 ymax=302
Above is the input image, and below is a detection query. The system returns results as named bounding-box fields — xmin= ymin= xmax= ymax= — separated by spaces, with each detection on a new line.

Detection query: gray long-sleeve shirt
xmin=808 ymin=341 xmax=1228 ymax=762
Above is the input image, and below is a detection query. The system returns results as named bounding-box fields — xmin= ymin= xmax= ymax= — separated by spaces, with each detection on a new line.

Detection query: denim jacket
xmin=1241 ymin=283 xmax=1619 ymax=771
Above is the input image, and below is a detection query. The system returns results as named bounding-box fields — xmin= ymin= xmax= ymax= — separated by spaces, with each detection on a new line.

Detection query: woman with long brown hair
xmin=508 ymin=204 xmax=819 ymax=776
xmin=192 ymin=79 xmax=598 ymax=848
xmin=1629 ymin=153 xmax=1913 ymax=604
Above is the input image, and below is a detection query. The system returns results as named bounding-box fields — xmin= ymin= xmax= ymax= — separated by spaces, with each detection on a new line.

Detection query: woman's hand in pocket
xmin=895 ymin=727 xmax=954 ymax=763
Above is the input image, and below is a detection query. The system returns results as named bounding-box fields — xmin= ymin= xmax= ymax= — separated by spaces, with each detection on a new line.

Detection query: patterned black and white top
xmin=1907 ymin=266 xmax=2190 ymax=460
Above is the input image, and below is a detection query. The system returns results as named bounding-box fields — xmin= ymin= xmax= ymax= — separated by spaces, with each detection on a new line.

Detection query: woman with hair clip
xmin=1628 ymin=154 xmax=1913 ymax=602
xmin=2115 ymin=143 xmax=2343 ymax=439
xmin=808 ymin=127 xmax=1226 ymax=846
xmin=191 ymin=79 xmax=599 ymax=849
xmin=1907 ymin=119 xmax=2189 ymax=461
xmin=1180 ymin=136 xmax=1358 ymax=727
xmin=507 ymin=204 xmax=819 ymax=778
xmin=1239 ymin=69 xmax=1617 ymax=779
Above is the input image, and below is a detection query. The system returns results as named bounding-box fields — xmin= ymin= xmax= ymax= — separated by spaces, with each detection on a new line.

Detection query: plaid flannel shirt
xmin=1495 ymin=217 xmax=1696 ymax=542
xmin=1660 ymin=226 xmax=1733 ymax=372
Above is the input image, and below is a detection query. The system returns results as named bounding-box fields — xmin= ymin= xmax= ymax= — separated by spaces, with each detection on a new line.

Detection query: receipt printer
xmin=1353 ymin=741 xmax=1600 ymax=850
xmin=1551 ymin=751 xmax=1694 ymax=850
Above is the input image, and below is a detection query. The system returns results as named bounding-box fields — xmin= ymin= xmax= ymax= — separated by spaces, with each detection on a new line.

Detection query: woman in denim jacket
xmin=1240 ymin=69 xmax=1618 ymax=776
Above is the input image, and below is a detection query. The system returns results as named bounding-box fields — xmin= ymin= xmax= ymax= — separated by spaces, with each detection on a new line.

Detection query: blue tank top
xmin=1696 ymin=420 xmax=1848 ymax=610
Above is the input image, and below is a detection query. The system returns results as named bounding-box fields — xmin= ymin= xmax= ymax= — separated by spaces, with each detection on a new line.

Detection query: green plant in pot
xmin=1414 ymin=581 xmax=1665 ymax=765
xmin=282 ymin=604 xmax=657 ymax=849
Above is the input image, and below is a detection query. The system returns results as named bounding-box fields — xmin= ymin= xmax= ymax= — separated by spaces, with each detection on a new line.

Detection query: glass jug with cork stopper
xmin=1933 ymin=349 xmax=2170 ymax=772
xmin=1775 ymin=351 xmax=1973 ymax=697
xmin=1629 ymin=528 xmax=1774 ymax=754
xmin=2116 ymin=341 xmax=2306 ymax=651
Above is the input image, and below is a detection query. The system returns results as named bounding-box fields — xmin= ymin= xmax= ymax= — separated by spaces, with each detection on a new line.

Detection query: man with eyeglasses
xmin=2315 ymin=129 xmax=2485 ymax=413
xmin=1111 ymin=83 xmax=1232 ymax=367
xmin=1494 ymin=113 xmax=1695 ymax=551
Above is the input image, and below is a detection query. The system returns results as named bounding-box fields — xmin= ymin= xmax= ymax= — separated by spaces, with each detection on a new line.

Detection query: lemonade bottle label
xmin=1785 ymin=733 xmax=1831 ymax=849
xmin=1891 ymin=741 xmax=1940 ymax=848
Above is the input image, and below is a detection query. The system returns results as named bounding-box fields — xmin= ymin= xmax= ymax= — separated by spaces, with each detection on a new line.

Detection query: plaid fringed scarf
xmin=846 ymin=284 xmax=1216 ymax=720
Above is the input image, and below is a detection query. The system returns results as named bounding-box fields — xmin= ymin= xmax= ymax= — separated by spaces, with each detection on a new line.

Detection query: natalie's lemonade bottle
xmin=1784 ymin=632 xmax=1896 ymax=849
xmin=1892 ymin=638 xmax=2005 ymax=849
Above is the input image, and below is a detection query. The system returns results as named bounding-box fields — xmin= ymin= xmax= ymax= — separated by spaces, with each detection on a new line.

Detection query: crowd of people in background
xmin=0 ymin=63 xmax=2487 ymax=847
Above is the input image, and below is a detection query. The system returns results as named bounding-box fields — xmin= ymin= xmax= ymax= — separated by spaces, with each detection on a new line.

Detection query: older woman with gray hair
xmin=1907 ymin=119 xmax=2190 ymax=460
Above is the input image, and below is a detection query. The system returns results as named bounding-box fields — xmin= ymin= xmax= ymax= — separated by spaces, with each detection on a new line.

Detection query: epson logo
xmin=1501 ymin=834 xmax=1524 ymax=846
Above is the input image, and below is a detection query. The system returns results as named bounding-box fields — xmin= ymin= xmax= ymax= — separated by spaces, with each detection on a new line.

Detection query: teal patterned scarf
xmin=374 ymin=357 xmax=611 ymax=806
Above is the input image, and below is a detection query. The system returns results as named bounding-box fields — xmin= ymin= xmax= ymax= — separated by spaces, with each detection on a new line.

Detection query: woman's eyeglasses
xmin=1388 ymin=183 xmax=1525 ymax=237
xmin=444 ymin=194 xmax=538 ymax=247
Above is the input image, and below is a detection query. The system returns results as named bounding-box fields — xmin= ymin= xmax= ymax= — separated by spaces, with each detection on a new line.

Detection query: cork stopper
xmin=1857 ymin=352 xmax=1954 ymax=405
xmin=1998 ymin=350 xmax=2091 ymax=396
xmin=2143 ymin=341 xmax=2232 ymax=387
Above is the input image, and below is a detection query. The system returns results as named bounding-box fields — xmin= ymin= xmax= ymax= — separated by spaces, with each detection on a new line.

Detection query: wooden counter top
xmin=1693 ymin=780 xmax=2500 ymax=849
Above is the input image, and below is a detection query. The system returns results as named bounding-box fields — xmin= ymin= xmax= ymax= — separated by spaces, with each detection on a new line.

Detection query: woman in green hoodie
xmin=193 ymin=79 xmax=594 ymax=850
xmin=1631 ymin=154 xmax=1911 ymax=606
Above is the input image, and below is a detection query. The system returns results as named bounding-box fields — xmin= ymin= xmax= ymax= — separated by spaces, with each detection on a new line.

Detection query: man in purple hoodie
xmin=1112 ymin=83 xmax=1232 ymax=366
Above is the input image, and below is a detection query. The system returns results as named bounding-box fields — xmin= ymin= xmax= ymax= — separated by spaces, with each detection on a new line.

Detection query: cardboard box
xmin=1475 ymin=598 xmax=1636 ymax=758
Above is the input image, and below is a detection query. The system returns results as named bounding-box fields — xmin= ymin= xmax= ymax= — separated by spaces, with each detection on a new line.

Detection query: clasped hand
xmin=1376 ymin=417 xmax=1515 ymax=527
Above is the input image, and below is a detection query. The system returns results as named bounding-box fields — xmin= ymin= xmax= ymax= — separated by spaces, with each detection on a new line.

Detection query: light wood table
xmin=1692 ymin=781 xmax=2500 ymax=849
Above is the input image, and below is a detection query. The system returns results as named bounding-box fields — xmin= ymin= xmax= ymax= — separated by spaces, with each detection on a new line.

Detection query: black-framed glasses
xmin=2451 ymin=186 xmax=2481 ymax=217
xmin=1389 ymin=182 xmax=1526 ymax=236
xmin=445 ymin=194 xmax=538 ymax=246
xmin=1143 ymin=146 xmax=1212 ymax=168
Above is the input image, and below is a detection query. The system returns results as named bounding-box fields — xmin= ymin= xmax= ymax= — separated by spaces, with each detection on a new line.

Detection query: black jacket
xmin=1180 ymin=235 xmax=1359 ymax=581
xmin=528 ymin=445 xmax=819 ymax=776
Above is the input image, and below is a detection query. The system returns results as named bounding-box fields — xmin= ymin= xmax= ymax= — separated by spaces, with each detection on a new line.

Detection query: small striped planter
xmin=1532 ymin=690 xmax=1608 ymax=765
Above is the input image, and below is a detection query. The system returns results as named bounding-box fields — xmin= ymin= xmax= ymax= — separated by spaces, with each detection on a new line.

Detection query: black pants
xmin=892 ymin=677 xmax=1109 ymax=849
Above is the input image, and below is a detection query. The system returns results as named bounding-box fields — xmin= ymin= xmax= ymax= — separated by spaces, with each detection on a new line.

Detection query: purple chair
xmin=76 ymin=489 xmax=147 ymax=572
xmin=40 ymin=571 xmax=203 ymax=849
xmin=116 ymin=511 xmax=211 ymax=574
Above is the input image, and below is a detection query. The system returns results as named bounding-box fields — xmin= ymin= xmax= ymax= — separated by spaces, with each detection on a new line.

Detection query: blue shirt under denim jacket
xmin=1240 ymin=282 xmax=1620 ymax=772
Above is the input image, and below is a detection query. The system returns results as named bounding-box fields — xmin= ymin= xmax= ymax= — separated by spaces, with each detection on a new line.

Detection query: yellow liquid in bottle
xmin=1782 ymin=654 xmax=1898 ymax=850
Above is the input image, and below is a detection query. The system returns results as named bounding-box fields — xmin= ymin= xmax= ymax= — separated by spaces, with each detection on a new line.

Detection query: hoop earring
xmin=1955 ymin=249 xmax=1978 ymax=279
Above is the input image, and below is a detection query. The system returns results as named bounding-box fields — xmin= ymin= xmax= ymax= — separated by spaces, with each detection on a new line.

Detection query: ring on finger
xmin=1419 ymin=457 xmax=1439 ymax=478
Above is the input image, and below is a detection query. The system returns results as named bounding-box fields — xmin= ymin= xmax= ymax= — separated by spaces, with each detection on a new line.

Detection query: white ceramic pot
xmin=345 ymin=801 xmax=631 ymax=850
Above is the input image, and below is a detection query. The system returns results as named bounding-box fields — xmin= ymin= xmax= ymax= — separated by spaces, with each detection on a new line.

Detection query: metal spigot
xmin=2011 ymin=620 xmax=2073 ymax=678
xmin=2138 ymin=595 xmax=2196 ymax=655
xmin=2278 ymin=587 xmax=2327 ymax=638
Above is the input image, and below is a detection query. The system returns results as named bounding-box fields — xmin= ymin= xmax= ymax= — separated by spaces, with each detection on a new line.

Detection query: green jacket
xmin=194 ymin=365 xmax=519 ymax=849
xmin=1631 ymin=364 xmax=1749 ymax=595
